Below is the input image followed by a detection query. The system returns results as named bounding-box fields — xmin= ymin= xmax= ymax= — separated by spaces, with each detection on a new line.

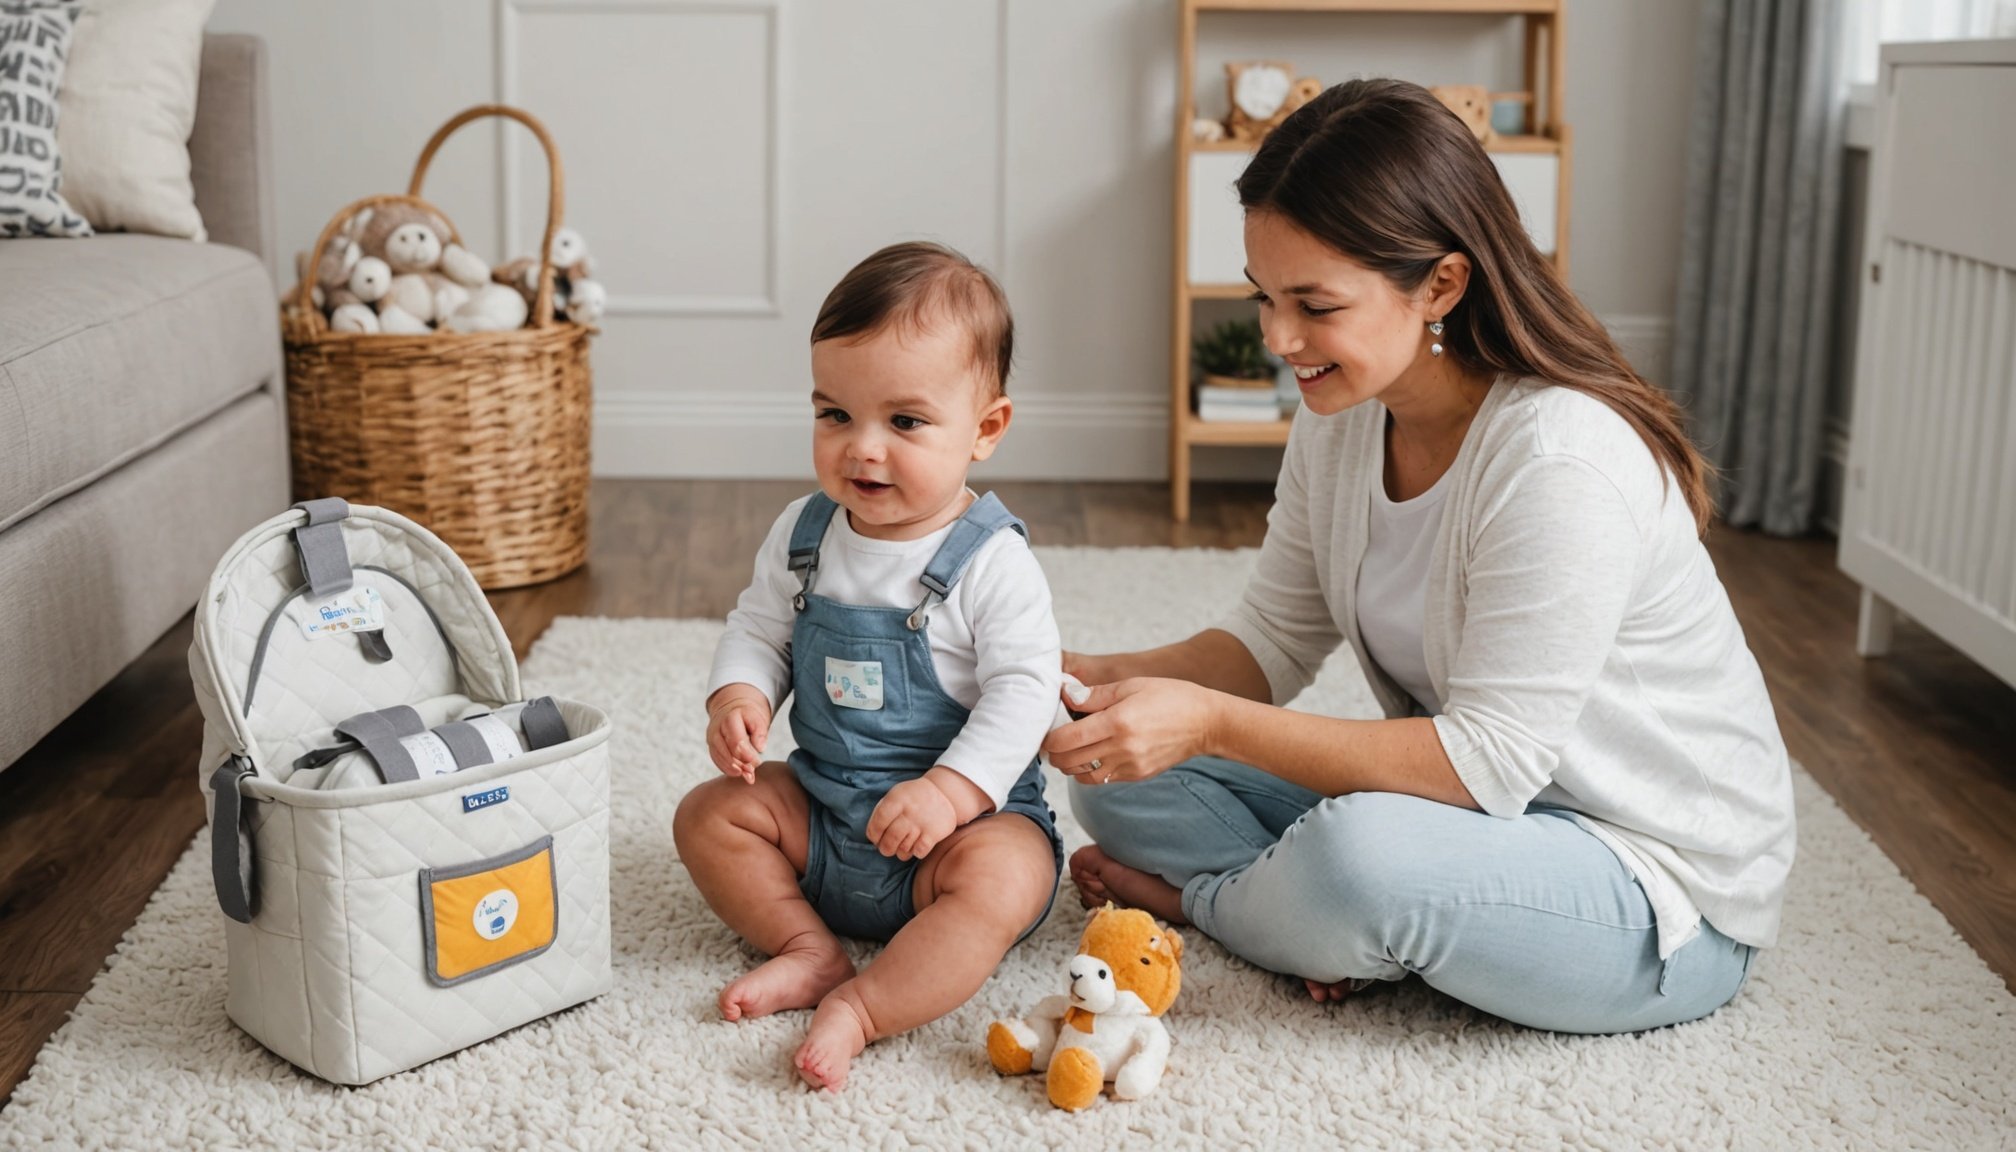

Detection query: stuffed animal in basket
xmin=987 ymin=904 xmax=1183 ymax=1112
xmin=493 ymin=227 xmax=606 ymax=325
xmin=353 ymin=203 xmax=496 ymax=333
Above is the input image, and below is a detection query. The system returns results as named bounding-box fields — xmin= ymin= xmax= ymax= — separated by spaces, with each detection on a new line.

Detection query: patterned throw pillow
xmin=0 ymin=0 xmax=91 ymax=238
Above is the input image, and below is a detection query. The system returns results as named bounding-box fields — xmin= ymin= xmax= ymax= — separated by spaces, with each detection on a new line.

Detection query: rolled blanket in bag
xmin=293 ymin=696 xmax=571 ymax=789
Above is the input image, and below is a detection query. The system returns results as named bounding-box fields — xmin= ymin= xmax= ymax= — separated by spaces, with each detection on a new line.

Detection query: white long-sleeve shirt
xmin=706 ymin=494 xmax=1063 ymax=810
xmin=1218 ymin=378 xmax=1798 ymax=959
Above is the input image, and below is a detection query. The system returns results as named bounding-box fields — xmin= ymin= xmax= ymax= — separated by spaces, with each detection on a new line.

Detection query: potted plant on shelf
xmin=1193 ymin=318 xmax=1277 ymax=390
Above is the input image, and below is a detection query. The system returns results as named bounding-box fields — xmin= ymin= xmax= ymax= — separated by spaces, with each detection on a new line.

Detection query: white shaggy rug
xmin=4 ymin=548 xmax=2013 ymax=1150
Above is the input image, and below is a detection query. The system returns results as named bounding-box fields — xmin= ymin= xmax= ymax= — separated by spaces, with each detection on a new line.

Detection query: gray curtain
xmin=1670 ymin=0 xmax=1848 ymax=536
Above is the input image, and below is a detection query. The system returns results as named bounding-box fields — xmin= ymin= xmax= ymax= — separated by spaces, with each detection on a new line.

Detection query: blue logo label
xmin=461 ymin=786 xmax=510 ymax=813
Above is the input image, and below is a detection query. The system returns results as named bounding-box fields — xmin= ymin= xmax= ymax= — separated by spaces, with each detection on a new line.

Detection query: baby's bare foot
xmin=1069 ymin=845 xmax=1187 ymax=925
xmin=794 ymin=992 xmax=871 ymax=1092
xmin=1303 ymin=977 xmax=1373 ymax=1003
xmin=719 ymin=936 xmax=854 ymax=1022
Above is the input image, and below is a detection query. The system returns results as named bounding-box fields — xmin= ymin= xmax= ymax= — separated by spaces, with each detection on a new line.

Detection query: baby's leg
xmin=672 ymin=761 xmax=854 ymax=1021
xmin=795 ymin=814 xmax=1056 ymax=1091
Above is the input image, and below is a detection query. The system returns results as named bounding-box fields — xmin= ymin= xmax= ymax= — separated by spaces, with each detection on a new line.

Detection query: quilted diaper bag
xmin=190 ymin=499 xmax=613 ymax=1085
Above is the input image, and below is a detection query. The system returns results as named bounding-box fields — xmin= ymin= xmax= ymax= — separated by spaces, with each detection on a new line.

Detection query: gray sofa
xmin=0 ymin=34 xmax=289 ymax=770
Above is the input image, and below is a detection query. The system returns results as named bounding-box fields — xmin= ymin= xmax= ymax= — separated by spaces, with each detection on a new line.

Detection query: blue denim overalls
xmin=784 ymin=491 xmax=1062 ymax=942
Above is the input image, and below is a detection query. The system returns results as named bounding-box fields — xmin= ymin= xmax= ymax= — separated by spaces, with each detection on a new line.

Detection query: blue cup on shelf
xmin=1491 ymin=96 xmax=1528 ymax=137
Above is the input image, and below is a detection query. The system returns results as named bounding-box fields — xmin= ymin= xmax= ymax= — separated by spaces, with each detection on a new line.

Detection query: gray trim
xmin=335 ymin=705 xmax=426 ymax=784
xmin=418 ymin=835 xmax=559 ymax=988
xmin=243 ymin=565 xmax=459 ymax=714
xmin=291 ymin=499 xmax=355 ymax=598
xmin=357 ymin=629 xmax=394 ymax=663
xmin=518 ymin=696 xmax=569 ymax=751
xmin=243 ymin=578 xmax=309 ymax=713
xmin=210 ymin=756 xmax=256 ymax=923
xmin=433 ymin=721 xmax=494 ymax=770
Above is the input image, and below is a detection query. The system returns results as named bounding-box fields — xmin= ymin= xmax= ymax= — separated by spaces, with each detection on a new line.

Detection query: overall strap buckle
xmin=908 ymin=492 xmax=1027 ymax=629
xmin=788 ymin=547 xmax=818 ymax=613
xmin=785 ymin=492 xmax=842 ymax=612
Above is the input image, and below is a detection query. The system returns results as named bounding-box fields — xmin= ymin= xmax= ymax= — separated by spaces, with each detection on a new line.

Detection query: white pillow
xmin=53 ymin=0 xmax=216 ymax=240
xmin=0 ymin=1 xmax=92 ymax=238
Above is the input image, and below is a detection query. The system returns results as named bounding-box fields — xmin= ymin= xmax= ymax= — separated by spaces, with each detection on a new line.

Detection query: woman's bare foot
xmin=1068 ymin=845 xmax=1187 ymax=925
xmin=1303 ymin=977 xmax=1373 ymax=1003
xmin=719 ymin=935 xmax=855 ymax=1022
xmin=794 ymin=991 xmax=872 ymax=1092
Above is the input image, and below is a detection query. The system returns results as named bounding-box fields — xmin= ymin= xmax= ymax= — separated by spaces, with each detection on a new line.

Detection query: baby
xmin=674 ymin=242 xmax=1064 ymax=1092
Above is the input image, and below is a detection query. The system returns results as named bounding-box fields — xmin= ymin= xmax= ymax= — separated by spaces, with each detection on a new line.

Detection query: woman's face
xmin=1242 ymin=210 xmax=1441 ymax=417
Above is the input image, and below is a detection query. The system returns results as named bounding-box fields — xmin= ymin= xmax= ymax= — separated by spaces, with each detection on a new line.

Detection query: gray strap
xmin=291 ymin=498 xmax=354 ymax=599
xmin=905 ymin=492 xmax=1027 ymax=630
xmin=433 ymin=721 xmax=495 ymax=770
xmin=357 ymin=629 xmax=393 ymax=663
xmin=519 ymin=696 xmax=569 ymax=750
xmin=210 ymin=757 xmax=256 ymax=923
xmin=917 ymin=491 xmax=1027 ymax=598
xmin=786 ymin=492 xmax=840 ymax=610
xmin=292 ymin=740 xmax=358 ymax=774
xmin=335 ymin=705 xmax=426 ymax=784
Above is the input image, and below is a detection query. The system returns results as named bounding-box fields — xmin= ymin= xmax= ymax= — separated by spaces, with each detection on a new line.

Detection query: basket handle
xmin=290 ymin=192 xmax=470 ymax=334
xmin=410 ymin=104 xmax=566 ymax=329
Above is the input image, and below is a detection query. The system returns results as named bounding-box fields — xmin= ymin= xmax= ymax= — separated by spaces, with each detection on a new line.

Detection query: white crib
xmin=1839 ymin=38 xmax=2016 ymax=690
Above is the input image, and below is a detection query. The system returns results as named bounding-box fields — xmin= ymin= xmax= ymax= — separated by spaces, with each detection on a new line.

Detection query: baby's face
xmin=810 ymin=321 xmax=1008 ymax=541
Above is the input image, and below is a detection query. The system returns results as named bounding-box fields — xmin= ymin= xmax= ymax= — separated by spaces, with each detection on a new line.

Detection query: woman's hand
xmin=1061 ymin=650 xmax=1130 ymax=693
xmin=1042 ymin=677 xmax=1226 ymax=785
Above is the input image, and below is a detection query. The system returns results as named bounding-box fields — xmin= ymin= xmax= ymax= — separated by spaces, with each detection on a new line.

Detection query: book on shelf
xmin=1194 ymin=381 xmax=1288 ymax=424
xmin=1196 ymin=383 xmax=1285 ymax=405
xmin=1196 ymin=400 xmax=1289 ymax=424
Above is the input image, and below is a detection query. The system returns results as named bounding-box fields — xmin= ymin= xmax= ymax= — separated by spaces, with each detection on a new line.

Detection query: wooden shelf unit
xmin=1169 ymin=0 xmax=1572 ymax=519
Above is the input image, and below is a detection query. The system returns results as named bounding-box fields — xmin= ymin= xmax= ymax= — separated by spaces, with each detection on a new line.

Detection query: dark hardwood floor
xmin=1 ymin=479 xmax=2011 ymax=1108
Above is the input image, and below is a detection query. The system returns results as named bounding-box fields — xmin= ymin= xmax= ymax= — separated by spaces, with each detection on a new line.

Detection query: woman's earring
xmin=1428 ymin=320 xmax=1445 ymax=358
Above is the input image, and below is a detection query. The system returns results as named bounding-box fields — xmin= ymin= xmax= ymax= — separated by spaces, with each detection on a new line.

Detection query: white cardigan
xmin=1218 ymin=378 xmax=1797 ymax=959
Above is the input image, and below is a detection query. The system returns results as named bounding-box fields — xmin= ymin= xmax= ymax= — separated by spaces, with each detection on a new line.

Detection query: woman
xmin=1044 ymin=79 xmax=1796 ymax=1035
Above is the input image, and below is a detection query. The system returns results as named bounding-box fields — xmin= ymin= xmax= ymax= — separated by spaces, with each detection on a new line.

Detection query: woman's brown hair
xmin=1238 ymin=79 xmax=1715 ymax=534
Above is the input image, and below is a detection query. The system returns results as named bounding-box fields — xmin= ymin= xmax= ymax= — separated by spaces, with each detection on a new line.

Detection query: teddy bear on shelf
xmin=987 ymin=904 xmax=1183 ymax=1112
xmin=1428 ymin=84 xmax=1496 ymax=145
xmin=493 ymin=227 xmax=606 ymax=325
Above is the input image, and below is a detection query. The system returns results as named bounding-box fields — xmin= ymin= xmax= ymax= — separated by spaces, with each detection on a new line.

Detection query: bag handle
xmin=409 ymin=104 xmax=566 ymax=330
xmin=211 ymin=756 xmax=256 ymax=923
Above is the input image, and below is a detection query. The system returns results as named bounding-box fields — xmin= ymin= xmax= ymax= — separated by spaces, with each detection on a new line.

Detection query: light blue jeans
xmin=1070 ymin=756 xmax=1756 ymax=1035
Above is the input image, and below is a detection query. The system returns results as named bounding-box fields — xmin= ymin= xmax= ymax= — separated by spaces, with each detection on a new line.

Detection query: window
xmin=1845 ymin=0 xmax=2016 ymax=86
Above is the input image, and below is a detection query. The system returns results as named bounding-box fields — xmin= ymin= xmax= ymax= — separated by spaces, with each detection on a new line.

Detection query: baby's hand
xmin=866 ymin=778 xmax=958 ymax=861
xmin=705 ymin=685 xmax=771 ymax=783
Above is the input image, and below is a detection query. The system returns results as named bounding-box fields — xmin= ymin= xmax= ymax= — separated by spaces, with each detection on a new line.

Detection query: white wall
xmin=211 ymin=0 xmax=1700 ymax=481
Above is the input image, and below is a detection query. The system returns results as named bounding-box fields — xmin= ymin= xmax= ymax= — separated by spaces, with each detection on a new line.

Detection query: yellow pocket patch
xmin=420 ymin=836 xmax=558 ymax=986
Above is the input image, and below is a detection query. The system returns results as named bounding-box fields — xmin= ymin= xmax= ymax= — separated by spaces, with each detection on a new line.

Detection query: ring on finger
xmin=1089 ymin=758 xmax=1103 ymax=774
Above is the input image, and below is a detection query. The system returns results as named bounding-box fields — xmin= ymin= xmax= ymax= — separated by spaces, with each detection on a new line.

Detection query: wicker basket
xmin=282 ymin=105 xmax=591 ymax=590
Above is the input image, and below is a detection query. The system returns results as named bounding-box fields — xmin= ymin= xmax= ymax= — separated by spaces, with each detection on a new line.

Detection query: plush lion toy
xmin=987 ymin=904 xmax=1183 ymax=1112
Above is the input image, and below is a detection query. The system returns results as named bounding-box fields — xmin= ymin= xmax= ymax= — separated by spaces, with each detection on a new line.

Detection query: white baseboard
xmin=595 ymin=314 xmax=1677 ymax=480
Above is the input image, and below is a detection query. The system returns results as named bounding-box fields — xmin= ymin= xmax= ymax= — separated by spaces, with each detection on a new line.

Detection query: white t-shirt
xmin=1356 ymin=437 xmax=1453 ymax=716
xmin=706 ymin=493 xmax=1063 ymax=810
xmin=1217 ymin=379 xmax=1797 ymax=960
